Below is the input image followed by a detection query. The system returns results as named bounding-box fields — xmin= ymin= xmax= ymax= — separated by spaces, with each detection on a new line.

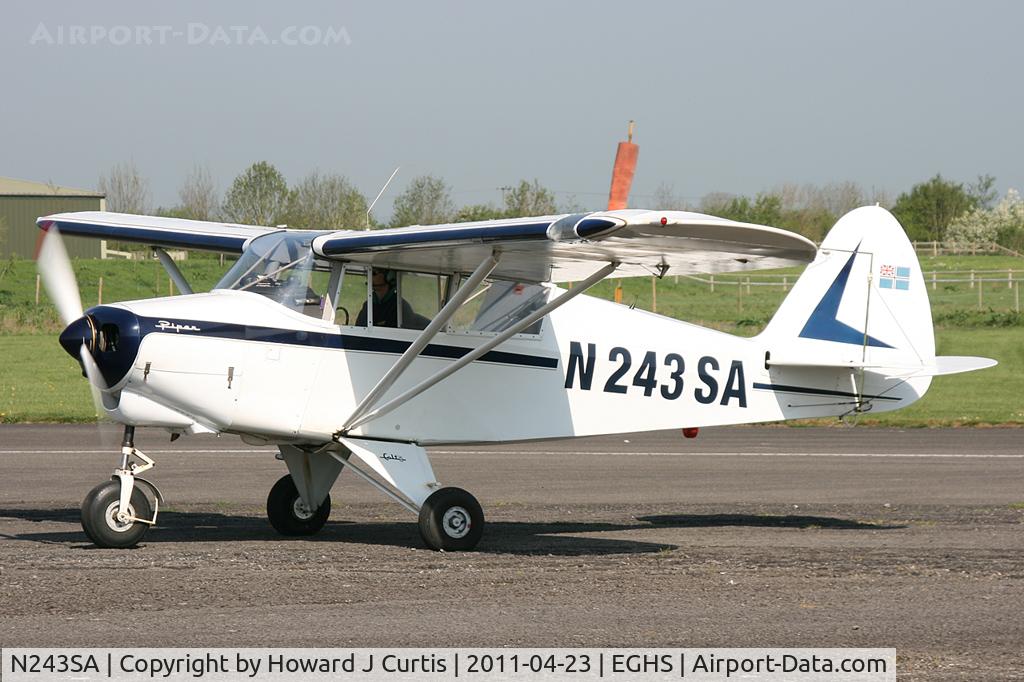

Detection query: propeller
xmin=36 ymin=226 xmax=114 ymax=422
xmin=80 ymin=342 xmax=115 ymax=412
xmin=37 ymin=226 xmax=84 ymax=326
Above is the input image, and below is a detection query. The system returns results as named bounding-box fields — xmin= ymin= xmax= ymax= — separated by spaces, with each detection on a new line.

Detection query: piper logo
xmin=879 ymin=265 xmax=911 ymax=291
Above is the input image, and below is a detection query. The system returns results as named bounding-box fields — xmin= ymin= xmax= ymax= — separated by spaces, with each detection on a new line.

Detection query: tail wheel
xmin=266 ymin=474 xmax=331 ymax=536
xmin=81 ymin=480 xmax=152 ymax=549
xmin=418 ymin=487 xmax=484 ymax=551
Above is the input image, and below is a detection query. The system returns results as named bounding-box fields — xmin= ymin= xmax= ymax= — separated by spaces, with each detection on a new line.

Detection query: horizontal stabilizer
xmin=930 ymin=355 xmax=998 ymax=376
xmin=767 ymin=355 xmax=997 ymax=378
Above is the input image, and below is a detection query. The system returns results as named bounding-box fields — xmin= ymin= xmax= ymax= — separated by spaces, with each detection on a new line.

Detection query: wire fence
xmin=607 ymin=269 xmax=1024 ymax=315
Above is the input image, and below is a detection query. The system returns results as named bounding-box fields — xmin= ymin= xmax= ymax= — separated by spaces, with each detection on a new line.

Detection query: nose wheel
xmin=80 ymin=425 xmax=162 ymax=549
xmin=81 ymin=480 xmax=152 ymax=548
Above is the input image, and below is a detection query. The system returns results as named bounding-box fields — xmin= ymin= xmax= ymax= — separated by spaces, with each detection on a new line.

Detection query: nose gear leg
xmin=114 ymin=425 xmax=161 ymax=526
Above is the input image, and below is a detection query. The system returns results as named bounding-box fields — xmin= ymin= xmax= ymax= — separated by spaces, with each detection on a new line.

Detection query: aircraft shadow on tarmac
xmin=0 ymin=508 xmax=903 ymax=556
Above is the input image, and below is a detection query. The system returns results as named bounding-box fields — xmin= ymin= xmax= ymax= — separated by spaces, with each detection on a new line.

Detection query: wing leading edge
xmin=312 ymin=209 xmax=818 ymax=282
xmin=37 ymin=212 xmax=283 ymax=254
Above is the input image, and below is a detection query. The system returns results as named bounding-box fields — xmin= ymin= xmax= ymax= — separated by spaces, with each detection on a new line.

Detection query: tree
xmin=98 ymin=161 xmax=150 ymax=214
xmin=453 ymin=203 xmax=506 ymax=223
xmin=178 ymin=165 xmax=219 ymax=221
xmin=968 ymin=174 xmax=998 ymax=210
xmin=948 ymin=188 xmax=1024 ymax=250
xmin=891 ymin=174 xmax=976 ymax=242
xmin=702 ymin=192 xmax=783 ymax=226
xmin=221 ymin=161 xmax=290 ymax=226
xmin=286 ymin=171 xmax=369 ymax=229
xmin=503 ymin=179 xmax=557 ymax=217
xmin=391 ymin=175 xmax=455 ymax=227
xmin=651 ymin=183 xmax=690 ymax=211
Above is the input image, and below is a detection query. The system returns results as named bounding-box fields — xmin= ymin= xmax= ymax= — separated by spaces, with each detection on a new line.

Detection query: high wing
xmin=312 ymin=209 xmax=818 ymax=282
xmin=37 ymin=211 xmax=287 ymax=253
xmin=38 ymin=209 xmax=818 ymax=283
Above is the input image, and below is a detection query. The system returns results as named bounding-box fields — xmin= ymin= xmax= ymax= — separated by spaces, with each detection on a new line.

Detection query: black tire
xmin=418 ymin=487 xmax=484 ymax=551
xmin=266 ymin=474 xmax=330 ymax=536
xmin=80 ymin=480 xmax=152 ymax=549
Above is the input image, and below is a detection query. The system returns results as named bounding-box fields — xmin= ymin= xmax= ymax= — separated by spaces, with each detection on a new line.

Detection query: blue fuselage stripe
xmin=136 ymin=316 xmax=558 ymax=369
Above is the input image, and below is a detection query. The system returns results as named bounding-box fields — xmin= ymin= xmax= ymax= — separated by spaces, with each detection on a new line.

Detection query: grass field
xmin=0 ymin=254 xmax=1021 ymax=424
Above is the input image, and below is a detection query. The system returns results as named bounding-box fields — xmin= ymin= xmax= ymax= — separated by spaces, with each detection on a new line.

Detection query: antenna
xmin=366 ymin=166 xmax=400 ymax=229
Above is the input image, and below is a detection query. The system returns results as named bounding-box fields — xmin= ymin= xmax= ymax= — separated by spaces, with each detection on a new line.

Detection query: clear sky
xmin=3 ymin=0 xmax=1021 ymax=218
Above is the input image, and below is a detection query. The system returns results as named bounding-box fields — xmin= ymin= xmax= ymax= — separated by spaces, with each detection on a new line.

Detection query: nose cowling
xmin=58 ymin=315 xmax=96 ymax=358
xmin=58 ymin=306 xmax=143 ymax=387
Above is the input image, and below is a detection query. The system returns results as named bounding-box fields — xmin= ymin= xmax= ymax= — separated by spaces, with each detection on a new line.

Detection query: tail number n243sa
xmin=564 ymin=342 xmax=747 ymax=407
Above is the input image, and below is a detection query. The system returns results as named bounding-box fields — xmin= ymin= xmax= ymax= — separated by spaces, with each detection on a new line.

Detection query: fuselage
xmin=69 ymin=286 xmax=926 ymax=445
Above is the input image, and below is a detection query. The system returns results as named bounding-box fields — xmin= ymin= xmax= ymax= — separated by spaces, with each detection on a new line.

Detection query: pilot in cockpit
xmin=356 ymin=269 xmax=428 ymax=329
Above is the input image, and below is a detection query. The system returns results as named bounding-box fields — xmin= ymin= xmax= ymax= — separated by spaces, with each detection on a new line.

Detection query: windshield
xmin=214 ymin=232 xmax=330 ymax=313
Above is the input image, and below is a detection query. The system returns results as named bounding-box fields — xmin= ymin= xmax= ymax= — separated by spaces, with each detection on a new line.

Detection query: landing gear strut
xmin=80 ymin=425 xmax=162 ymax=548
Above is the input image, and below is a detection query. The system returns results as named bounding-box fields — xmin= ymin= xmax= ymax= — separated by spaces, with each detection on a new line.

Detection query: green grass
xmin=0 ymin=253 xmax=1021 ymax=424
xmin=850 ymin=328 xmax=1024 ymax=426
xmin=0 ymin=335 xmax=96 ymax=422
xmin=0 ymin=256 xmax=230 ymax=334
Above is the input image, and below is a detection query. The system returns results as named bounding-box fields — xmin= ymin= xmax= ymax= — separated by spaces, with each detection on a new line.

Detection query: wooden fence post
xmin=35 ymin=274 xmax=41 ymax=305
xmin=651 ymin=276 xmax=657 ymax=313
xmin=98 ymin=277 xmax=103 ymax=305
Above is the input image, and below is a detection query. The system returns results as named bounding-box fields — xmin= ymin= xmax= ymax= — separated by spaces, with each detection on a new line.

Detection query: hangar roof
xmin=0 ymin=176 xmax=103 ymax=197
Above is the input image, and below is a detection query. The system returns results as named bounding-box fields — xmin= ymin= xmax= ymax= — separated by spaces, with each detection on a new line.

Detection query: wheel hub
xmin=292 ymin=498 xmax=315 ymax=521
xmin=441 ymin=506 xmax=471 ymax=538
xmin=103 ymin=501 xmax=137 ymax=533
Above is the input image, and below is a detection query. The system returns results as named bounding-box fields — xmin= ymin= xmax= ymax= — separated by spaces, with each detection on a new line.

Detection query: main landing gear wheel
xmin=418 ymin=487 xmax=484 ymax=551
xmin=81 ymin=480 xmax=152 ymax=549
xmin=266 ymin=474 xmax=331 ymax=536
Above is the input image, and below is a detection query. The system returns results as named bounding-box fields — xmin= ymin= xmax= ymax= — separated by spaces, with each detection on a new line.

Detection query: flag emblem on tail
xmin=879 ymin=265 xmax=911 ymax=290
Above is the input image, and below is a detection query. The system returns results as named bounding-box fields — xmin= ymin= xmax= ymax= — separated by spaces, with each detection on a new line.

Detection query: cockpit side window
xmin=397 ymin=272 xmax=443 ymax=330
xmin=448 ymin=278 xmax=547 ymax=336
xmin=338 ymin=266 xmax=369 ymax=327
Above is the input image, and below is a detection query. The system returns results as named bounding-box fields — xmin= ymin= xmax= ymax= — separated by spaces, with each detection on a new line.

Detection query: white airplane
xmin=36 ymin=206 xmax=995 ymax=550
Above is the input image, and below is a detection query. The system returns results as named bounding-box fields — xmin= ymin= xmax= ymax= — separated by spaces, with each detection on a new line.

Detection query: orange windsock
xmin=607 ymin=121 xmax=639 ymax=210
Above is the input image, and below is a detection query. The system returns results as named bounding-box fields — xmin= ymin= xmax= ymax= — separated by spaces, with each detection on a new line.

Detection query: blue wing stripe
xmin=45 ymin=220 xmax=249 ymax=253
xmin=316 ymin=221 xmax=554 ymax=256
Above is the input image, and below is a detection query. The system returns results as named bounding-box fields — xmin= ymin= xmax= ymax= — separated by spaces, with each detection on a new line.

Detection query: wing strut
xmin=341 ymin=261 xmax=618 ymax=434
xmin=153 ymin=247 xmax=194 ymax=295
xmin=340 ymin=251 xmax=500 ymax=432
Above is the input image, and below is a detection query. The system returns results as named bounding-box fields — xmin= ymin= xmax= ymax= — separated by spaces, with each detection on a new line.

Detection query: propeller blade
xmin=79 ymin=343 xmax=110 ymax=418
xmin=37 ymin=226 xmax=83 ymax=326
